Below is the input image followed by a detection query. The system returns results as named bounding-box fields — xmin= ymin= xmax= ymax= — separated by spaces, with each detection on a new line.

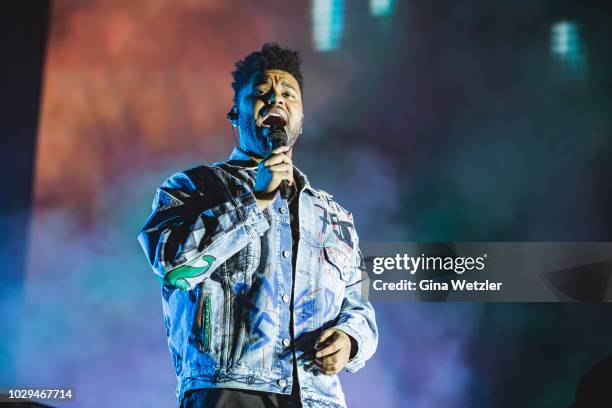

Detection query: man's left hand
xmin=314 ymin=329 xmax=353 ymax=375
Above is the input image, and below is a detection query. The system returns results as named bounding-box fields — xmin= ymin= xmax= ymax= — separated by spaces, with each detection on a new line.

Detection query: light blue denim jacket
xmin=138 ymin=148 xmax=378 ymax=407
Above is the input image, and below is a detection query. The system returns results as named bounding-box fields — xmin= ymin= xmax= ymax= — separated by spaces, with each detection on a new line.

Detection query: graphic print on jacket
xmin=138 ymin=148 xmax=378 ymax=407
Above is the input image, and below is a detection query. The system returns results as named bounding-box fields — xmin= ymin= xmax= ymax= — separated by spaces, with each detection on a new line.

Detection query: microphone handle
xmin=279 ymin=180 xmax=290 ymax=200
xmin=268 ymin=124 xmax=291 ymax=200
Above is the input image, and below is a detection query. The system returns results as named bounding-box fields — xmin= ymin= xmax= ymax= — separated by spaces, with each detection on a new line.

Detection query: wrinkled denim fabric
xmin=138 ymin=148 xmax=378 ymax=407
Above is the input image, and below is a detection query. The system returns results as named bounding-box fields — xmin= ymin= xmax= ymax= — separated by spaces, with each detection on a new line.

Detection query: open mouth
xmin=261 ymin=110 xmax=287 ymax=127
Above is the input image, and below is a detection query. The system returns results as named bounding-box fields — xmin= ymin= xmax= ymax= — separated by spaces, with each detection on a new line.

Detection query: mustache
xmin=239 ymin=114 xmax=301 ymax=140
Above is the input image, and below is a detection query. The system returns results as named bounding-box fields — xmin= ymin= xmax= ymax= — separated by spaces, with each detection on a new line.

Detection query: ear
xmin=226 ymin=106 xmax=239 ymax=127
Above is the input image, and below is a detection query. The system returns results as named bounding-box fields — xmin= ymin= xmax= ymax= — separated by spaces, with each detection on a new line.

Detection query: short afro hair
xmin=231 ymin=43 xmax=304 ymax=102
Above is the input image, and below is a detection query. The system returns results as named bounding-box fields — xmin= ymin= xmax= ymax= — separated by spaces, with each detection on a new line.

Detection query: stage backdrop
xmin=10 ymin=0 xmax=612 ymax=407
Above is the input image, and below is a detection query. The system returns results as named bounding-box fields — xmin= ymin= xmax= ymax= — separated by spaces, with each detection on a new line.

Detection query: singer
xmin=138 ymin=43 xmax=378 ymax=408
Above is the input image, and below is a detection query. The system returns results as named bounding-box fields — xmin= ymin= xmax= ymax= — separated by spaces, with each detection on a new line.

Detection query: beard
xmin=238 ymin=115 xmax=302 ymax=157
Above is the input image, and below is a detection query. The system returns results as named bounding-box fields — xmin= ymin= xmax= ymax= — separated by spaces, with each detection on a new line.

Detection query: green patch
xmin=202 ymin=292 xmax=211 ymax=352
xmin=165 ymin=255 xmax=216 ymax=290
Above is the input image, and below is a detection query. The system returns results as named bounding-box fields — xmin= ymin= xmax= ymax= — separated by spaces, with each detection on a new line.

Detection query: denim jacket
xmin=137 ymin=148 xmax=378 ymax=407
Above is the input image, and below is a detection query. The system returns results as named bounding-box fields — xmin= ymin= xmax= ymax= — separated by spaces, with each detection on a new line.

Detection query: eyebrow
xmin=254 ymin=77 xmax=298 ymax=93
xmin=280 ymin=81 xmax=298 ymax=92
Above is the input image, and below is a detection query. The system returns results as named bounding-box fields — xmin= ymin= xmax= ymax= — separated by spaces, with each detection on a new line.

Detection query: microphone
xmin=268 ymin=123 xmax=291 ymax=200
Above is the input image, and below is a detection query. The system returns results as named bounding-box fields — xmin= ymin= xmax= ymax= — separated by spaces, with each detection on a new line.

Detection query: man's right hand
xmin=253 ymin=145 xmax=294 ymax=210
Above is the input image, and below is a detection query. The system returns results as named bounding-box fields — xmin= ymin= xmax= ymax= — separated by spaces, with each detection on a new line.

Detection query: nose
xmin=267 ymin=89 xmax=285 ymax=107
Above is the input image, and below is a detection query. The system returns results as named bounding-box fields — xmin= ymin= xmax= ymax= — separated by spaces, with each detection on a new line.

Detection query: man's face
xmin=236 ymin=69 xmax=303 ymax=157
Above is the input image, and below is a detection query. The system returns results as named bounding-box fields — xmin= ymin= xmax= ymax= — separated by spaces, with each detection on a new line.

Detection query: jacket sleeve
xmin=137 ymin=167 xmax=269 ymax=290
xmin=333 ymin=243 xmax=379 ymax=373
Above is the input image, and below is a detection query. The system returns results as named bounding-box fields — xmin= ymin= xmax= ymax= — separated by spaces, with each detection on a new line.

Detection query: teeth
xmin=262 ymin=111 xmax=286 ymax=126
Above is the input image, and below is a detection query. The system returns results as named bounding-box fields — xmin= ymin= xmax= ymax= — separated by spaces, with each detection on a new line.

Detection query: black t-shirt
xmin=288 ymin=184 xmax=301 ymax=399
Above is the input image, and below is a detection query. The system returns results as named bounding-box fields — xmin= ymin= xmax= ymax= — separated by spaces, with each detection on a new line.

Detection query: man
xmin=138 ymin=43 xmax=378 ymax=408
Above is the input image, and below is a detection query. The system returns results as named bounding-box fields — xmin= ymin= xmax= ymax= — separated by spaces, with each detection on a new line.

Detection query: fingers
xmin=315 ymin=329 xmax=334 ymax=349
xmin=315 ymin=341 xmax=341 ymax=358
xmin=266 ymin=162 xmax=293 ymax=173
xmin=316 ymin=337 xmax=342 ymax=358
xmin=271 ymin=145 xmax=291 ymax=154
xmin=312 ymin=330 xmax=351 ymax=375
xmin=271 ymin=171 xmax=294 ymax=186
xmin=260 ymin=159 xmax=294 ymax=187
xmin=314 ymin=349 xmax=347 ymax=375
xmin=254 ymin=147 xmax=294 ymax=194
xmin=263 ymin=152 xmax=292 ymax=167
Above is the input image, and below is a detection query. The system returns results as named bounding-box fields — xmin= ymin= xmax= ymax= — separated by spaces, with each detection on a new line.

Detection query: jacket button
xmin=282 ymin=338 xmax=291 ymax=347
xmin=282 ymin=294 xmax=290 ymax=303
xmin=278 ymin=378 xmax=288 ymax=387
xmin=282 ymin=250 xmax=290 ymax=258
xmin=279 ymin=207 xmax=287 ymax=214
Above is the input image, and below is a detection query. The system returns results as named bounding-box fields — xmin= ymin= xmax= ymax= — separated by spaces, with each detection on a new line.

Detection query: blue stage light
xmin=312 ymin=0 xmax=344 ymax=52
xmin=551 ymin=21 xmax=586 ymax=79
xmin=370 ymin=0 xmax=395 ymax=17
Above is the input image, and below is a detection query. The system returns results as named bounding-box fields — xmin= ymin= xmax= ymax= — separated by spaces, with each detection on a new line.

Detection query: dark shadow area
xmin=570 ymin=355 xmax=612 ymax=408
xmin=0 ymin=0 xmax=50 ymax=382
